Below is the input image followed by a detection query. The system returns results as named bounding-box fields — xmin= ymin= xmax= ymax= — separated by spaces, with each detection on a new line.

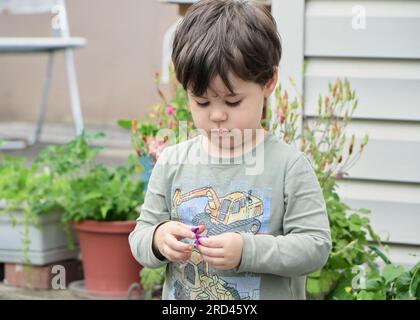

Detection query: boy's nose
xmin=209 ymin=108 xmax=227 ymax=122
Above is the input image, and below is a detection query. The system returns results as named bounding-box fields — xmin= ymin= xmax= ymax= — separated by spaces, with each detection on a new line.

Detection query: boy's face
xmin=187 ymin=69 xmax=278 ymax=151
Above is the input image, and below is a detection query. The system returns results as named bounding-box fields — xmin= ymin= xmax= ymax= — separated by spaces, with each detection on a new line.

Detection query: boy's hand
xmin=198 ymin=232 xmax=243 ymax=270
xmin=153 ymin=222 xmax=205 ymax=263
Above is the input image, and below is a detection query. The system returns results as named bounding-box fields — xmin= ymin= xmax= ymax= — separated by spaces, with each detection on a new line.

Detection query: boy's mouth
xmin=210 ymin=128 xmax=231 ymax=136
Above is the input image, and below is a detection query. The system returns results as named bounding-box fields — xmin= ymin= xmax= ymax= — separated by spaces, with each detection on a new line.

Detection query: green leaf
xmin=394 ymin=271 xmax=412 ymax=299
xmin=140 ymin=266 xmax=166 ymax=293
xmin=117 ymin=119 xmax=132 ymax=129
xmin=355 ymin=290 xmax=375 ymax=300
xmin=306 ymin=270 xmax=340 ymax=299
xmin=100 ymin=205 xmax=110 ymax=220
xmin=409 ymin=262 xmax=420 ymax=298
xmin=357 ymin=208 xmax=370 ymax=214
xmin=175 ymin=108 xmax=189 ymax=121
xmin=327 ymin=270 xmax=354 ymax=300
xmin=309 ymin=270 xmax=322 ymax=278
xmin=83 ymin=192 xmax=102 ymax=201
xmin=382 ymin=264 xmax=405 ymax=284
xmin=364 ymin=277 xmax=383 ymax=291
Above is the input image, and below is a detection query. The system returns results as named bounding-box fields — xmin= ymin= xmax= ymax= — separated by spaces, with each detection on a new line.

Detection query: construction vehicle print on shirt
xmin=171 ymin=186 xmax=264 ymax=235
xmin=170 ymin=186 xmax=264 ymax=299
xmin=173 ymin=249 xmax=242 ymax=300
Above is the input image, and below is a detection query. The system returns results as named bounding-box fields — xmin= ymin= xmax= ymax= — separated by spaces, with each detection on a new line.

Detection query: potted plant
xmin=0 ymin=143 xmax=83 ymax=268
xmin=55 ymin=134 xmax=146 ymax=298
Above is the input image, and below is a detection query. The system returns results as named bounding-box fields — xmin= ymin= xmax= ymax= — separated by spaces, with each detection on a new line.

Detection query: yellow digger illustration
xmin=171 ymin=186 xmax=264 ymax=235
xmin=173 ymin=249 xmax=242 ymax=300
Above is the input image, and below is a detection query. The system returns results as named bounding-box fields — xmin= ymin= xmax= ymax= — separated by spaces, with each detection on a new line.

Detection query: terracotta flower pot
xmin=74 ymin=220 xmax=142 ymax=298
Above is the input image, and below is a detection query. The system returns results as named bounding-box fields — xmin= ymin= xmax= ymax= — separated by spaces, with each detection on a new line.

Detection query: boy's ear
xmin=263 ymin=66 xmax=279 ymax=98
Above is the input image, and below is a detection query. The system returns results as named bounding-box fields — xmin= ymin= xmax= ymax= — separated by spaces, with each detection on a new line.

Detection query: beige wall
xmin=0 ymin=0 xmax=179 ymax=126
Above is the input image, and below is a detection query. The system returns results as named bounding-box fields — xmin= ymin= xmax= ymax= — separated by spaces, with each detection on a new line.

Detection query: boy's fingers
xmin=198 ymin=235 xmax=224 ymax=248
xmin=172 ymin=225 xmax=196 ymax=239
xmin=163 ymin=245 xmax=191 ymax=262
xmin=166 ymin=235 xmax=193 ymax=252
xmin=201 ymin=255 xmax=226 ymax=267
xmin=197 ymin=245 xmax=224 ymax=258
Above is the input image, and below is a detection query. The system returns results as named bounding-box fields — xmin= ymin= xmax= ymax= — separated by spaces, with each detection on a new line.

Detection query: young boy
xmin=129 ymin=0 xmax=331 ymax=300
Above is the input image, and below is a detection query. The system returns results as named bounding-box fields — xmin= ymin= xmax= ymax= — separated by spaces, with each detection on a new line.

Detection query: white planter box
xmin=0 ymin=210 xmax=78 ymax=266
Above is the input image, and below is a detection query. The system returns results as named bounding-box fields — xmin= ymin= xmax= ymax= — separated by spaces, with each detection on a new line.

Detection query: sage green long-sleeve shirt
xmin=129 ymin=132 xmax=331 ymax=300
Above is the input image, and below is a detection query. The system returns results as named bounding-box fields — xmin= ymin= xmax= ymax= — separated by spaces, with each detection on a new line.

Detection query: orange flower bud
xmin=131 ymin=119 xmax=138 ymax=134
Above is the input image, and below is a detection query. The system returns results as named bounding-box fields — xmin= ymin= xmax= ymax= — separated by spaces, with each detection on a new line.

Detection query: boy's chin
xmin=202 ymin=128 xmax=263 ymax=150
xmin=209 ymin=136 xmax=244 ymax=151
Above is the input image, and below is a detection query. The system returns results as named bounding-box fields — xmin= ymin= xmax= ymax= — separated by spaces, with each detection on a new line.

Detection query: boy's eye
xmin=226 ymin=100 xmax=242 ymax=107
xmin=196 ymin=101 xmax=210 ymax=107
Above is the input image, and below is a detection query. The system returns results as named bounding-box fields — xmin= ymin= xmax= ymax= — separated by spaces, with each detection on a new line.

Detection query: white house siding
xmin=273 ymin=0 xmax=420 ymax=268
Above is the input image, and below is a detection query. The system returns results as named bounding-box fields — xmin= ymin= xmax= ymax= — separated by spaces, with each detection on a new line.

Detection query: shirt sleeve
xmin=236 ymin=153 xmax=332 ymax=277
xmin=128 ymin=148 xmax=171 ymax=269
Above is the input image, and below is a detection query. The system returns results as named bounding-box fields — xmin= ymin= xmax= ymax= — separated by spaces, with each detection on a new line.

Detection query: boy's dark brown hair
xmin=172 ymin=0 xmax=282 ymax=98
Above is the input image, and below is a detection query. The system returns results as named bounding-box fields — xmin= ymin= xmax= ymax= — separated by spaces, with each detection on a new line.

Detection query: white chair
xmin=0 ymin=0 xmax=86 ymax=149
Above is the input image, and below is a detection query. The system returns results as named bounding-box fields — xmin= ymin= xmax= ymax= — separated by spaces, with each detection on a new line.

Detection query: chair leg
xmin=65 ymin=48 xmax=84 ymax=135
xmin=28 ymin=52 xmax=55 ymax=146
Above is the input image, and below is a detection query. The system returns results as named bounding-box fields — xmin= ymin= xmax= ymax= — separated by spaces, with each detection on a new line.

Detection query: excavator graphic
xmin=173 ymin=249 xmax=242 ymax=300
xmin=171 ymin=186 xmax=264 ymax=300
xmin=171 ymin=186 xmax=264 ymax=235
